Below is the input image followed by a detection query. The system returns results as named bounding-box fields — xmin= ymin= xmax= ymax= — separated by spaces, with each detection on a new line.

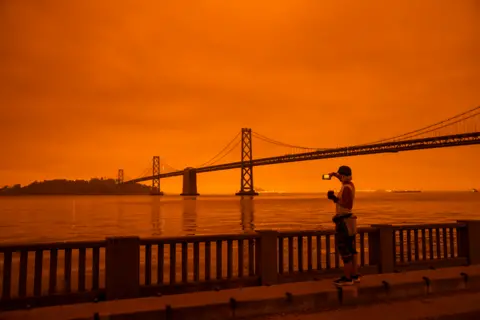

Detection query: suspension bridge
xmin=117 ymin=106 xmax=480 ymax=196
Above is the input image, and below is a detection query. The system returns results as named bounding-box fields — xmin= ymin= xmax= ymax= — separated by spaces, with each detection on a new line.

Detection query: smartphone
xmin=322 ymin=174 xmax=331 ymax=180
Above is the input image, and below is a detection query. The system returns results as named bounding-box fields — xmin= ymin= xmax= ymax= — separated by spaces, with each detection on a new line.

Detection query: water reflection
xmin=182 ymin=196 xmax=197 ymax=235
xmin=151 ymin=197 xmax=163 ymax=236
xmin=240 ymin=196 xmax=255 ymax=232
xmin=71 ymin=199 xmax=77 ymax=237
xmin=0 ymin=193 xmax=478 ymax=243
xmin=116 ymin=198 xmax=124 ymax=225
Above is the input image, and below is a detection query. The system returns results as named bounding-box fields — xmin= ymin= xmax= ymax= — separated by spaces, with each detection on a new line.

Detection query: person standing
xmin=327 ymin=165 xmax=360 ymax=286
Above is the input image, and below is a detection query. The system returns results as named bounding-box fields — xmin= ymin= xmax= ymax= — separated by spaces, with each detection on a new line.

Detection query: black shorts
xmin=334 ymin=217 xmax=357 ymax=259
xmin=336 ymin=234 xmax=357 ymax=259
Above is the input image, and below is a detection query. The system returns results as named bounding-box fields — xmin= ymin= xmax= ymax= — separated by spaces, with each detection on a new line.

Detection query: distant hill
xmin=0 ymin=178 xmax=151 ymax=195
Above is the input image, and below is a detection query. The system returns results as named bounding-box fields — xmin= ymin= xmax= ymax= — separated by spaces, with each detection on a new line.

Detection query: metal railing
xmin=0 ymin=240 xmax=106 ymax=310
xmin=138 ymin=234 xmax=260 ymax=296
xmin=276 ymin=228 xmax=374 ymax=277
xmin=393 ymin=222 xmax=468 ymax=270
xmin=1 ymin=220 xmax=479 ymax=311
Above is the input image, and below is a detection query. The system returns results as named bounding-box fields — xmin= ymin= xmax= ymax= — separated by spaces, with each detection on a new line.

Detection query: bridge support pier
xmin=181 ymin=167 xmax=200 ymax=196
xmin=236 ymin=128 xmax=258 ymax=196
xmin=151 ymin=156 xmax=164 ymax=196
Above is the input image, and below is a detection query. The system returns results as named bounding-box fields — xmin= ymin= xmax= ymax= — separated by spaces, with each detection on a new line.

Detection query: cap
xmin=337 ymin=165 xmax=352 ymax=176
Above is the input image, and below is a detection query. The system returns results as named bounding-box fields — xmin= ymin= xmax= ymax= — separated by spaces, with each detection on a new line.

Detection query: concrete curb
xmin=77 ymin=266 xmax=480 ymax=320
xmin=4 ymin=266 xmax=480 ymax=320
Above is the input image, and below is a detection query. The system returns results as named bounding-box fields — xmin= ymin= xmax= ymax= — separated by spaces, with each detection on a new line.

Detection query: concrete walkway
xmin=250 ymin=290 xmax=480 ymax=320
xmin=1 ymin=265 xmax=480 ymax=320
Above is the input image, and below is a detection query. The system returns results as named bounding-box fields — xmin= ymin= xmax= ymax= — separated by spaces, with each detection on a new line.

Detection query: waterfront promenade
xmin=254 ymin=290 xmax=480 ymax=320
xmin=1 ymin=220 xmax=480 ymax=317
xmin=2 ymin=265 xmax=480 ymax=319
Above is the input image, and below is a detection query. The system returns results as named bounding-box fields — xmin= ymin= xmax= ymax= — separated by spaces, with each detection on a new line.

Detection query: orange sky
xmin=1 ymin=0 xmax=479 ymax=192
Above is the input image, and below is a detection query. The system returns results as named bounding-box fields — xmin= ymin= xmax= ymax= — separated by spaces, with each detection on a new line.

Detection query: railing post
xmin=105 ymin=236 xmax=140 ymax=300
xmin=457 ymin=220 xmax=480 ymax=265
xmin=256 ymin=230 xmax=278 ymax=285
xmin=369 ymin=225 xmax=395 ymax=273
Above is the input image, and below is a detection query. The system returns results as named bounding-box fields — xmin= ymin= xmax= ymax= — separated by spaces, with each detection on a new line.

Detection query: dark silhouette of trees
xmin=0 ymin=178 xmax=151 ymax=195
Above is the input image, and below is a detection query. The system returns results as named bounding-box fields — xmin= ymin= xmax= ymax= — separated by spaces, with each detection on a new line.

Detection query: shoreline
xmin=0 ymin=190 xmax=478 ymax=197
xmin=0 ymin=193 xmax=152 ymax=197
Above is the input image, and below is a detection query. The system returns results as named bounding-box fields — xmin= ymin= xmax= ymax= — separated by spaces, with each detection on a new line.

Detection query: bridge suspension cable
xmin=253 ymin=106 xmax=480 ymax=154
xmin=396 ymin=111 xmax=479 ymax=141
xmin=126 ymin=160 xmax=179 ymax=182
xmin=162 ymin=162 xmax=179 ymax=173
xmin=205 ymin=139 xmax=241 ymax=166
xmin=136 ymin=167 xmax=151 ymax=179
xmin=123 ymin=166 xmax=150 ymax=183
xmin=361 ymin=105 xmax=480 ymax=145
xmin=252 ymin=131 xmax=327 ymax=151
xmin=197 ymin=132 xmax=241 ymax=167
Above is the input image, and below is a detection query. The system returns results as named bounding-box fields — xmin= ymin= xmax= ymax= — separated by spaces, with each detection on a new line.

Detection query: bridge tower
xmin=117 ymin=169 xmax=124 ymax=184
xmin=151 ymin=156 xmax=164 ymax=196
xmin=236 ymin=128 xmax=259 ymax=196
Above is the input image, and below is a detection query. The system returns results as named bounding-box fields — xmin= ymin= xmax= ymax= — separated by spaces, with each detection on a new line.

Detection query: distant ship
xmin=256 ymin=187 xmax=284 ymax=194
xmin=386 ymin=190 xmax=422 ymax=193
xmin=472 ymin=188 xmax=479 ymax=193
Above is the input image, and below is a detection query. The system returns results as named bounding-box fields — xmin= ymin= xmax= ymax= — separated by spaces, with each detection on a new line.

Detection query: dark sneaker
xmin=333 ymin=276 xmax=354 ymax=287
xmin=351 ymin=274 xmax=361 ymax=283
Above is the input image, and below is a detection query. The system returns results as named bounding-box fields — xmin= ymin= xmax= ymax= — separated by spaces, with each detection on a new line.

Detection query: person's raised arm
xmin=329 ymin=172 xmax=340 ymax=180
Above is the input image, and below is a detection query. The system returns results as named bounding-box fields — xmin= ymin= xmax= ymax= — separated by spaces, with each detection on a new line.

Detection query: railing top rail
xmin=0 ymin=222 xmax=468 ymax=251
xmin=0 ymin=239 xmax=106 ymax=252
xmin=277 ymin=226 xmax=376 ymax=237
xmin=277 ymin=229 xmax=335 ymax=237
xmin=140 ymin=233 xmax=260 ymax=245
xmin=392 ymin=222 xmax=466 ymax=230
